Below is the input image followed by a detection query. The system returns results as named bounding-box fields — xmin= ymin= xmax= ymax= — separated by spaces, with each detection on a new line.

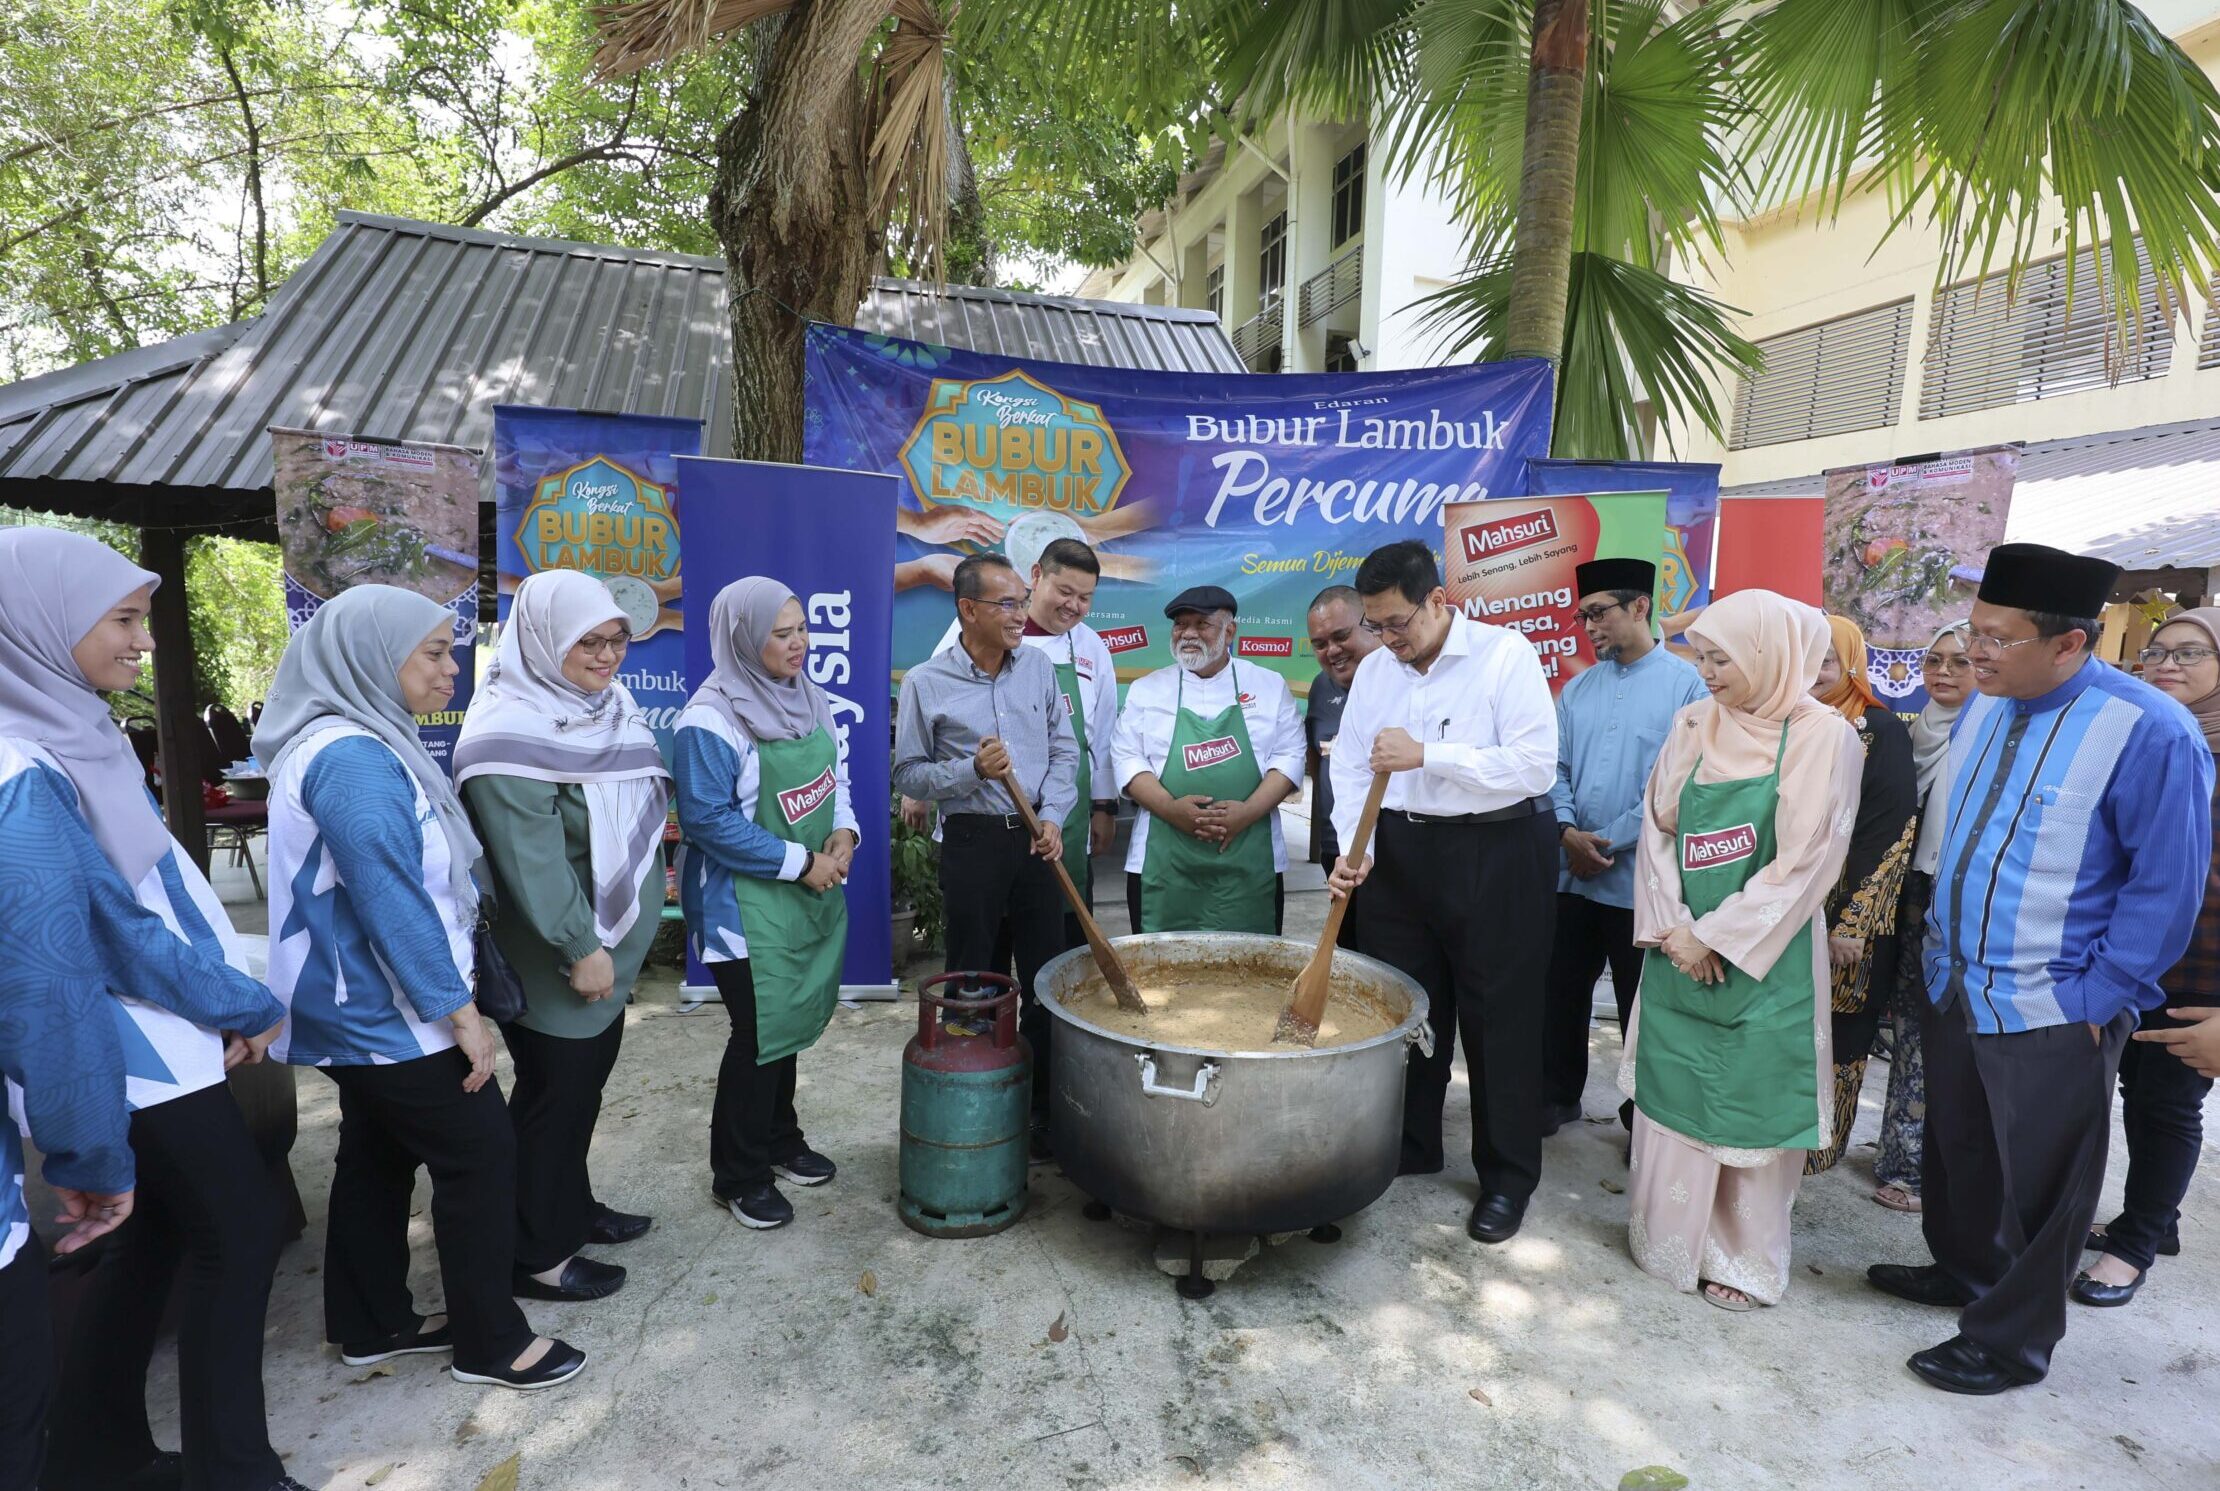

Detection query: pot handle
xmin=1135 ymin=1054 xmax=1221 ymax=1105
xmin=1406 ymin=1018 xmax=1436 ymax=1059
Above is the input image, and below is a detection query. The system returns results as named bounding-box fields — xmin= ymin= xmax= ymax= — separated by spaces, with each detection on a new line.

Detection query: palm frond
xmin=1211 ymin=0 xmax=1420 ymax=130
xmin=1576 ymin=0 xmax=1748 ymax=264
xmin=1417 ymin=250 xmax=1763 ymax=460
xmin=867 ymin=0 xmax=954 ymax=282
xmin=589 ymin=0 xmax=799 ymax=80
xmin=1736 ymin=0 xmax=1926 ymax=217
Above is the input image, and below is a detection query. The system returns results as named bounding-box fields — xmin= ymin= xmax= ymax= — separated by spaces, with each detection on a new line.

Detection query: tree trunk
xmin=1503 ymin=0 xmax=1588 ymax=370
xmin=711 ymin=0 xmax=893 ymax=463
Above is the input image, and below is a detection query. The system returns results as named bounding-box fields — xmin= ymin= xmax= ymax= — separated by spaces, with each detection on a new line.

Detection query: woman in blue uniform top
xmin=257 ymin=584 xmax=583 ymax=1391
xmin=0 ymin=528 xmax=301 ymax=1491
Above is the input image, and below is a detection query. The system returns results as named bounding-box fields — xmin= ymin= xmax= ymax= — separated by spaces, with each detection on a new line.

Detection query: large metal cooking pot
xmin=1036 ymin=932 xmax=1431 ymax=1236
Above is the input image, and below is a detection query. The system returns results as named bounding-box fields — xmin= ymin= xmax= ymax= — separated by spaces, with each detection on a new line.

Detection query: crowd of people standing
xmin=4 ymin=516 xmax=2219 ymax=1488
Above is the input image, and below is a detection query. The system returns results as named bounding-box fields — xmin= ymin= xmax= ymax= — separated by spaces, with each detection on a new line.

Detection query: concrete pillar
xmin=1288 ymin=121 xmax=1339 ymax=373
xmin=1223 ymin=185 xmax=1259 ymax=334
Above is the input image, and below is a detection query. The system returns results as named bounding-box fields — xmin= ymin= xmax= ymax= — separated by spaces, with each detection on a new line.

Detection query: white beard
xmin=1174 ymin=642 xmax=1222 ymax=674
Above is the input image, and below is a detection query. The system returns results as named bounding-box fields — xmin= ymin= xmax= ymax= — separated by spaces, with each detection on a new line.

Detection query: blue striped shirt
xmin=1926 ymin=658 xmax=2215 ymax=1033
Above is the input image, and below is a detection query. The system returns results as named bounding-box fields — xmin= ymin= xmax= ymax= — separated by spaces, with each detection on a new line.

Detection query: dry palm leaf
xmin=865 ymin=0 xmax=955 ymax=282
xmin=589 ymin=0 xmax=796 ymax=80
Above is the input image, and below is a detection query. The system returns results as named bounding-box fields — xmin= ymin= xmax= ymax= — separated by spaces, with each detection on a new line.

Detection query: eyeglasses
xmin=573 ymin=631 xmax=631 ymax=659
xmin=1574 ymin=601 xmax=1628 ymax=624
xmin=966 ymin=594 xmax=1029 ymax=616
xmin=2139 ymin=645 xmax=2217 ymax=667
xmin=1963 ymin=632 xmax=2047 ymax=660
xmin=1361 ymin=607 xmax=1423 ymax=639
xmin=1921 ymin=653 xmax=1973 ymax=675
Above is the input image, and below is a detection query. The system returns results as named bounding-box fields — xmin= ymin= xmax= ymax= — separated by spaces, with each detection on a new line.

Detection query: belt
xmin=945 ymin=810 xmax=1035 ymax=831
xmin=1394 ymin=796 xmax=1550 ymax=826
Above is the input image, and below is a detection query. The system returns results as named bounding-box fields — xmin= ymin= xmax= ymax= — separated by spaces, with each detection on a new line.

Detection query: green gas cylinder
xmin=898 ymin=972 xmax=1029 ymax=1238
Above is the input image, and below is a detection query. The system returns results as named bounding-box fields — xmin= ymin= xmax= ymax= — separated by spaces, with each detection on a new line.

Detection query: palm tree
xmin=1222 ymin=0 xmax=2220 ymax=458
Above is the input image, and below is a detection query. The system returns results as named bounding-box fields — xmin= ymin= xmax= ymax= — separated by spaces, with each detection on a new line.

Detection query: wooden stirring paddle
xmin=998 ymin=768 xmax=1148 ymax=1015
xmin=1276 ymin=770 xmax=1391 ymax=1045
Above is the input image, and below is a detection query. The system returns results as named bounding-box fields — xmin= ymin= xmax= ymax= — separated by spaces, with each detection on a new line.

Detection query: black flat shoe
xmin=2071 ymin=1266 xmax=2147 ymax=1307
xmin=1907 ymin=1336 xmax=2034 ymax=1395
xmin=452 ymin=1339 xmax=587 ymax=1391
xmin=588 ymin=1205 xmax=653 ymax=1246
xmin=1866 ymin=1263 xmax=1974 ymax=1308
xmin=1538 ymin=1101 xmax=1584 ymax=1138
xmin=719 ymin=1181 xmax=794 ymax=1230
xmin=339 ymin=1318 xmax=454 ymax=1366
xmin=774 ymin=1147 xmax=837 ymax=1186
xmin=513 ymin=1255 xmax=626 ymax=1302
xmin=1468 ymin=1193 xmax=1527 ymax=1245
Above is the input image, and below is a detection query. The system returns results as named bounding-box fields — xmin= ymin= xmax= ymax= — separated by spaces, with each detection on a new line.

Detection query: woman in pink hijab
xmin=1621 ymin=590 xmax=1863 ymax=1311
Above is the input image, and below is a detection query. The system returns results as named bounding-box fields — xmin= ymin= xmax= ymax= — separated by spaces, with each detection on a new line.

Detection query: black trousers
xmin=941 ymin=817 xmax=1066 ymax=1117
xmin=2100 ymin=1005 xmax=2213 ymax=1270
xmin=501 ymin=1016 xmax=626 ymax=1272
xmin=1123 ymin=870 xmax=1288 ymax=937
xmin=44 ymin=1083 xmax=282 ymax=1491
xmin=1 ymin=1236 xmax=51 ymax=1491
xmin=321 ymin=1050 xmax=533 ymax=1375
xmin=1541 ymin=893 xmax=1642 ymax=1125
xmin=1921 ymin=1001 xmax=2131 ymax=1380
xmin=1363 ymin=808 xmax=1559 ymax=1200
xmin=709 ymin=959 xmax=805 ymax=1194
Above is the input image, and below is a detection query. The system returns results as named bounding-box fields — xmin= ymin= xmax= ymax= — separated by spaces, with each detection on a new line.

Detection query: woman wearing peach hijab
xmin=1804 ymin=614 xmax=1918 ymax=1175
xmin=1621 ymin=590 xmax=1862 ymax=1310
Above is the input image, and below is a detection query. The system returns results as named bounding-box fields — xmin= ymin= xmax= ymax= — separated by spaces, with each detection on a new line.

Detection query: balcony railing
xmin=1300 ymin=246 xmax=1362 ymax=328
xmin=1232 ymin=299 xmax=1285 ymax=371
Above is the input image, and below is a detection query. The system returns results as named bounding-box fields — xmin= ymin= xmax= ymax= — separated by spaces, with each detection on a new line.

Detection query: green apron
xmin=1139 ymin=663 xmax=1277 ymax=934
xmin=1633 ymin=723 xmax=1821 ymax=1151
xmin=1052 ymin=635 xmax=1093 ymax=895
xmin=732 ymin=728 xmax=848 ymax=1065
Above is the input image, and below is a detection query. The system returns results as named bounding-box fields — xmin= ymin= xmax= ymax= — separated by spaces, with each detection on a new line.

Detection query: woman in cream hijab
xmin=1622 ymin=590 xmax=1863 ymax=1310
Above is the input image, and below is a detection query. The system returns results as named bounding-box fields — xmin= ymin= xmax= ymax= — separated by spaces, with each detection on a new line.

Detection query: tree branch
xmin=218 ymin=49 xmax=271 ymax=313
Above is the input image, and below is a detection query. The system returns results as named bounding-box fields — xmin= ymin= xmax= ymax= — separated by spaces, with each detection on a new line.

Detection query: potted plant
xmin=890 ymin=790 xmax=943 ymax=969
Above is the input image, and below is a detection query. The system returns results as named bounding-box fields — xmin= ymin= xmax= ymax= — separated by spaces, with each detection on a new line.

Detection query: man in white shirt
xmin=1111 ymin=585 xmax=1303 ymax=934
xmin=920 ymin=538 xmax=1121 ymax=944
xmin=1328 ymin=540 xmax=1560 ymax=1245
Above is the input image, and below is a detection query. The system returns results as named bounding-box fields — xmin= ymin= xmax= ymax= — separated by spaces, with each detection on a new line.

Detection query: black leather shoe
xmin=513 ymin=1255 xmax=627 ymax=1302
xmin=116 ymin=1453 xmax=184 ymax=1491
xmin=1866 ymin=1263 xmax=1974 ymax=1308
xmin=774 ymin=1147 xmax=837 ymax=1186
xmin=588 ymin=1205 xmax=653 ymax=1246
xmin=452 ymin=1338 xmax=588 ymax=1391
xmin=1538 ymin=1101 xmax=1584 ymax=1137
xmin=1467 ymin=1193 xmax=1527 ymax=1244
xmin=2071 ymin=1265 xmax=2147 ymax=1307
xmin=1397 ymin=1153 xmax=1445 ymax=1177
xmin=1907 ymin=1336 xmax=2034 ymax=1395
xmin=719 ymin=1181 xmax=794 ymax=1230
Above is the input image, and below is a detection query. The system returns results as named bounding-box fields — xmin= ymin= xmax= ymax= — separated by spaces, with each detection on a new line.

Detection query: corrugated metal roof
xmin=0 ymin=212 xmax=1239 ymax=516
xmin=1720 ymin=417 xmax=2220 ymax=571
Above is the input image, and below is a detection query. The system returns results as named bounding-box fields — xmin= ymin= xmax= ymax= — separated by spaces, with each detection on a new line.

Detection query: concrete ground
xmin=167 ymin=832 xmax=2220 ymax=1490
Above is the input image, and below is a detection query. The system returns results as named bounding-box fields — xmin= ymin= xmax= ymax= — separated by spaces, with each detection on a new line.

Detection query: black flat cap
xmin=1977 ymin=542 xmax=2120 ymax=618
xmin=1163 ymin=584 xmax=1238 ymax=619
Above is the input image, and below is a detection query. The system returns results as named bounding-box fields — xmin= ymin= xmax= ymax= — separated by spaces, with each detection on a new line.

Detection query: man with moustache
xmin=1541 ymin=559 xmax=1706 ymax=1134
xmin=1868 ymin=543 xmax=2211 ymax=1394
xmin=1111 ymin=585 xmax=1303 ymax=935
xmin=1328 ymin=540 xmax=1558 ymax=1244
xmin=1305 ymin=585 xmax=1382 ymax=947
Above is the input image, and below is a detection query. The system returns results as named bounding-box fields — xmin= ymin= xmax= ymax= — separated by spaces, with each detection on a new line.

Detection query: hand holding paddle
xmin=998 ymin=769 xmax=1148 ymax=1016
xmin=1276 ymin=770 xmax=1390 ymax=1046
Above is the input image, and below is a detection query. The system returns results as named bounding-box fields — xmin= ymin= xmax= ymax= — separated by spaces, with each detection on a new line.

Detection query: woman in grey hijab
xmin=257 ymin=585 xmax=584 ymax=1391
xmin=675 ymin=577 xmax=856 ymax=1232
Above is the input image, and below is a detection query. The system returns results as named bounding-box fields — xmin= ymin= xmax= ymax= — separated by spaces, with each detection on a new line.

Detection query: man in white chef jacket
xmin=1111 ymin=585 xmax=1303 ymax=936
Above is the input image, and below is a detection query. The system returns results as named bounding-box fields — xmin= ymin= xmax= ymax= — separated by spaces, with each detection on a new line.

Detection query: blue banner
xmin=492 ymin=406 xmax=703 ymax=758
xmin=804 ymin=324 xmax=1554 ymax=690
xmin=680 ymin=457 xmax=900 ymax=993
xmin=1524 ymin=459 xmax=1720 ymax=618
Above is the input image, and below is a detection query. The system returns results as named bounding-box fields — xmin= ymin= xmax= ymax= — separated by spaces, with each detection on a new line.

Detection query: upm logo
xmin=1181 ymin=735 xmax=1244 ymax=772
xmin=777 ymin=767 xmax=838 ymax=826
xmin=1099 ymin=624 xmax=1148 ymax=653
xmin=1459 ymin=508 xmax=1559 ymax=564
xmin=1237 ymin=636 xmax=1293 ymax=658
xmin=1682 ymin=823 xmax=1758 ymax=872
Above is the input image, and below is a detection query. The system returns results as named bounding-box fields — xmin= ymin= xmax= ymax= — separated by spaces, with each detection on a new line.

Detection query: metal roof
xmin=1721 ymin=417 xmax=2220 ymax=571
xmin=0 ymin=212 xmax=1239 ymax=523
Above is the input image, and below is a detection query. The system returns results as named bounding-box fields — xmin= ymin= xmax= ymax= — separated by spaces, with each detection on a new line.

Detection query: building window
xmin=2200 ymin=274 xmax=2220 ymax=370
xmin=1920 ymin=237 xmax=2173 ymax=420
xmin=1729 ymin=299 xmax=1914 ymax=451
xmin=1325 ymin=334 xmax=1359 ymax=373
xmin=1259 ymin=212 xmax=1287 ymax=309
xmin=1206 ymin=263 xmax=1225 ymax=322
xmin=1331 ymin=144 xmax=1366 ymax=248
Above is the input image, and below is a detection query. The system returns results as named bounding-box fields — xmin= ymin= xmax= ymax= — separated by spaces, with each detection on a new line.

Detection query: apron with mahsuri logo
xmin=732 ymin=727 xmax=848 ymax=1063
xmin=1139 ymin=664 xmax=1276 ymax=934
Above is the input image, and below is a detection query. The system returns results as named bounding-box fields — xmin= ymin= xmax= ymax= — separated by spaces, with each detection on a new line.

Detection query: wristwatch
xmin=1091 ymin=799 xmax=1118 ymax=814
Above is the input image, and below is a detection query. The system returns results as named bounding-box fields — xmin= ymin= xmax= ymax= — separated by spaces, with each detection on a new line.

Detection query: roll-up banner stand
xmin=678 ymin=457 xmax=901 ymax=1002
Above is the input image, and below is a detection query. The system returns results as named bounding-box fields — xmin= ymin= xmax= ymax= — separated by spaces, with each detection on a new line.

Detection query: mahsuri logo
xmin=899 ymin=369 xmax=1130 ymax=537
xmin=1182 ymin=736 xmax=1244 ymax=772
xmin=1682 ymin=823 xmax=1758 ymax=871
xmin=777 ymin=767 xmax=838 ymax=825
xmin=1459 ymin=509 xmax=1559 ymax=563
